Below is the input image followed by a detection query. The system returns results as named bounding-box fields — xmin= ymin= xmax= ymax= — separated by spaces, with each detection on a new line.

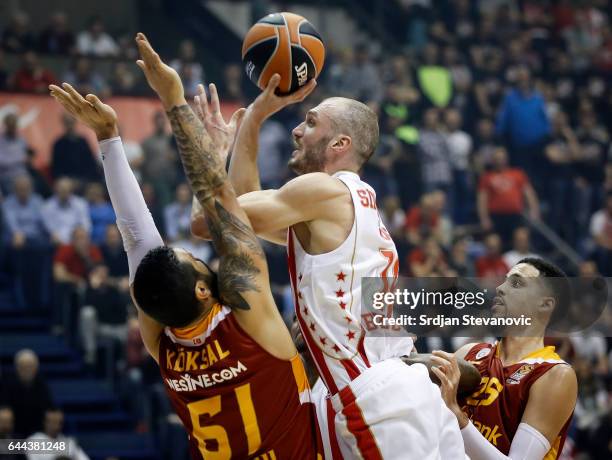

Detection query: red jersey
xmin=159 ymin=303 xmax=322 ymax=460
xmin=478 ymin=168 xmax=529 ymax=214
xmin=459 ymin=342 xmax=573 ymax=459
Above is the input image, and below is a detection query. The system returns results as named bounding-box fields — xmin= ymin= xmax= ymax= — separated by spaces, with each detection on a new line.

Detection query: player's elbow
xmin=191 ymin=216 xmax=211 ymax=240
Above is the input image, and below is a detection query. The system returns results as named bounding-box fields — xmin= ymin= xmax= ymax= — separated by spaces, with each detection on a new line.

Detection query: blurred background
xmin=0 ymin=0 xmax=611 ymax=459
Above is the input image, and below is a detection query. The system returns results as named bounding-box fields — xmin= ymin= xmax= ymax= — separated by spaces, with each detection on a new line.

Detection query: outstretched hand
xmin=250 ymin=74 xmax=317 ymax=122
xmin=194 ymin=83 xmax=246 ymax=162
xmin=49 ymin=83 xmax=118 ymax=140
xmin=430 ymin=350 xmax=470 ymax=428
xmin=135 ymin=32 xmax=185 ymax=109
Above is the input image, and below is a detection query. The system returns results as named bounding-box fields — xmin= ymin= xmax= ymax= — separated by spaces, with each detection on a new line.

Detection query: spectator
xmin=477 ymin=147 xmax=540 ymax=246
xmin=79 ymin=265 xmax=128 ymax=367
xmin=0 ymin=50 xmax=8 ymax=90
xmin=24 ymin=147 xmax=52 ymax=199
xmin=164 ymin=183 xmax=192 ymax=242
xmin=170 ymin=235 xmax=212 ymax=264
xmin=100 ymin=224 xmax=128 ymax=282
xmin=2 ymin=174 xmax=47 ymax=247
xmin=38 ymin=12 xmax=75 ymax=55
xmin=418 ymin=108 xmax=453 ymax=194
xmin=416 ymin=43 xmax=453 ymax=109
xmin=448 ymin=235 xmax=475 ymax=277
xmin=495 ymin=65 xmax=550 ymax=175
xmin=472 ymin=118 xmax=498 ymax=173
xmin=217 ymin=63 xmax=246 ymax=104
xmin=475 ymin=233 xmax=508 ymax=278
xmin=502 ymin=226 xmax=538 ymax=268
xmin=41 ymin=178 xmax=91 ymax=245
xmin=380 ymin=195 xmax=406 ymax=241
xmin=170 ymin=40 xmax=204 ymax=99
xmin=0 ymin=406 xmax=22 ymax=460
xmin=52 ymin=227 xmax=102 ymax=333
xmin=141 ymin=183 xmax=166 ymax=237
xmin=85 ymin=182 xmax=115 ymax=246
xmin=1 ymin=12 xmax=35 ymax=53
xmin=76 ymin=17 xmax=118 ymax=57
xmin=110 ymin=62 xmax=138 ymax=95
xmin=0 ymin=113 xmax=28 ymax=194
xmin=51 ymin=113 xmax=100 ymax=184
xmin=407 ymin=236 xmax=452 ymax=277
xmin=404 ymin=191 xmax=443 ymax=246
xmin=257 ymin=120 xmax=291 ymax=189
xmin=3 ymin=174 xmax=51 ymax=309
xmin=589 ymin=192 xmax=612 ymax=274
xmin=10 ymin=52 xmax=56 ymax=93
xmin=0 ymin=350 xmax=52 ymax=437
xmin=26 ymin=408 xmax=89 ymax=460
xmin=444 ymin=108 xmax=473 ymax=223
xmin=141 ymin=111 xmax=177 ymax=206
xmin=62 ymin=57 xmax=109 ymax=97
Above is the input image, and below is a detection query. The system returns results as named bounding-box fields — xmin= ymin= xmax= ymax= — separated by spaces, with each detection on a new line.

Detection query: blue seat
xmin=77 ymin=432 xmax=159 ymax=460
xmin=49 ymin=379 xmax=117 ymax=407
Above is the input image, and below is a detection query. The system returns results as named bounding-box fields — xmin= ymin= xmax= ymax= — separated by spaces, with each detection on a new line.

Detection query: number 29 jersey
xmin=158 ymin=303 xmax=321 ymax=459
xmin=459 ymin=342 xmax=573 ymax=459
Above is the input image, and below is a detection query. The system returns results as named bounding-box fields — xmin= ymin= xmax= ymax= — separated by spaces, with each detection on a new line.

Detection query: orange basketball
xmin=242 ymin=12 xmax=325 ymax=94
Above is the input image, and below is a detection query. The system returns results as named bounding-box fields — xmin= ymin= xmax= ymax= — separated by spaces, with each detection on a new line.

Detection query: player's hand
xmin=194 ymin=83 xmax=246 ymax=162
xmin=49 ymin=83 xmax=118 ymax=140
xmin=430 ymin=350 xmax=469 ymax=428
xmin=249 ymin=73 xmax=317 ymax=123
xmin=135 ymin=32 xmax=185 ymax=109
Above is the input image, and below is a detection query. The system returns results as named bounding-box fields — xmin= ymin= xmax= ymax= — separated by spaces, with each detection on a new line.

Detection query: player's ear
xmin=331 ymin=134 xmax=351 ymax=154
xmin=194 ymin=280 xmax=211 ymax=301
xmin=539 ymin=295 xmax=555 ymax=318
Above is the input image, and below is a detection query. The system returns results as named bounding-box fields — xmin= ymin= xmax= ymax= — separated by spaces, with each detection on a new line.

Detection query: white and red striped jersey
xmin=287 ymin=171 xmax=414 ymax=395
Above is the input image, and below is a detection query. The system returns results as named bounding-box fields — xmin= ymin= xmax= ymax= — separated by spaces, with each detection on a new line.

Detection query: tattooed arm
xmin=135 ymin=33 xmax=296 ymax=359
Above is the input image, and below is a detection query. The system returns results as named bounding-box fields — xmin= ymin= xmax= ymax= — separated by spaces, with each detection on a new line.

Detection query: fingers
xmin=263 ymin=74 xmax=282 ymax=95
xmin=49 ymin=84 xmax=81 ymax=115
xmin=85 ymin=94 xmax=103 ymax=109
xmin=229 ymin=107 xmax=247 ymax=132
xmin=431 ymin=366 xmax=451 ymax=389
xmin=289 ymin=78 xmax=317 ymax=102
xmin=209 ymin=83 xmax=221 ymax=115
xmin=432 ymin=350 xmax=456 ymax=361
xmin=135 ymin=32 xmax=161 ymax=67
xmin=62 ymin=82 xmax=88 ymax=105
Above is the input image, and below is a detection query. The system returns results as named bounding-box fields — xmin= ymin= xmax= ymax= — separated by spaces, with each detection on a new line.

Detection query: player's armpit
xmin=521 ymin=364 xmax=577 ymax=445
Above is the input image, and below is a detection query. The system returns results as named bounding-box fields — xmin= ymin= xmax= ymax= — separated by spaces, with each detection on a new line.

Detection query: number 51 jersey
xmin=159 ymin=303 xmax=322 ymax=460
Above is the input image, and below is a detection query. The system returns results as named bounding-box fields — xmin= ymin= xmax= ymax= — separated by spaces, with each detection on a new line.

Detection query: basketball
xmin=241 ymin=12 xmax=325 ymax=94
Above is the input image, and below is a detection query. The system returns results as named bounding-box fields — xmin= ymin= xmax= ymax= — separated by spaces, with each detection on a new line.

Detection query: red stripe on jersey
xmin=340 ymin=358 xmax=361 ymax=381
xmin=287 ymin=231 xmax=339 ymax=395
xmin=326 ymin=396 xmax=343 ymax=459
xmin=338 ymin=385 xmax=383 ymax=460
xmin=357 ymin=329 xmax=371 ymax=368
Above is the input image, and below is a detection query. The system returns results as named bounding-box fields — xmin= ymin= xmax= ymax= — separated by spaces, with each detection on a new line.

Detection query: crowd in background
xmin=0 ymin=1 xmax=611 ymax=459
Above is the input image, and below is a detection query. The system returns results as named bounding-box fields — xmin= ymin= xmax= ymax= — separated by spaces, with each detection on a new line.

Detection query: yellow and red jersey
xmin=459 ymin=342 xmax=573 ymax=460
xmin=159 ymin=303 xmax=322 ymax=459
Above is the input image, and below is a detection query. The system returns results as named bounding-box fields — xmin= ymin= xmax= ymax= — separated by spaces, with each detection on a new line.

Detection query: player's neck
xmin=499 ymin=336 xmax=545 ymax=366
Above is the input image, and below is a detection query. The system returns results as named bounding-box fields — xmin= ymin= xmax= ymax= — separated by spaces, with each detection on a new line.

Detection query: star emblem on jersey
xmin=335 ymin=289 xmax=345 ymax=298
xmin=298 ymin=291 xmax=302 ymax=299
xmin=319 ymin=337 xmax=327 ymax=345
xmin=344 ymin=315 xmax=352 ymax=323
xmin=339 ymin=301 xmax=347 ymax=310
xmin=346 ymin=331 xmax=356 ymax=340
xmin=336 ymin=272 xmax=346 ymax=282
xmin=309 ymin=322 xmax=316 ymax=331
xmin=298 ymin=273 xmax=303 ymax=282
xmin=332 ymin=344 xmax=341 ymax=353
xmin=303 ymin=307 xmax=309 ymax=316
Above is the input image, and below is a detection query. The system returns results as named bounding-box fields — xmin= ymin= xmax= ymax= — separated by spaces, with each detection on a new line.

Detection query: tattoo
xmin=206 ymin=200 xmax=263 ymax=310
xmin=167 ymin=104 xmax=263 ymax=310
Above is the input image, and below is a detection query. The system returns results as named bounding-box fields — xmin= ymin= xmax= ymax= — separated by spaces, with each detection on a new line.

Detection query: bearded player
xmin=431 ymin=258 xmax=577 ymax=460
xmin=48 ymin=33 xmax=323 ymax=459
xmin=192 ymin=76 xmax=465 ymax=457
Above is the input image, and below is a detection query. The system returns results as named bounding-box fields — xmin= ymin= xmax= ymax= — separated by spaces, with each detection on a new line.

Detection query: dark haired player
xmin=48 ymin=32 xmax=321 ymax=459
xmin=432 ymin=258 xmax=577 ymax=460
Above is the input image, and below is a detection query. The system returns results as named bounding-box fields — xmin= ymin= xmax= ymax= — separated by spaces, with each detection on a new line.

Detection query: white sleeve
xmin=99 ymin=137 xmax=164 ymax=283
xmin=461 ymin=421 xmax=550 ymax=460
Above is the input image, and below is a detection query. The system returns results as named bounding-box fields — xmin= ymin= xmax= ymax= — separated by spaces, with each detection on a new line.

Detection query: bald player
xmin=192 ymin=77 xmax=465 ymax=458
xmin=431 ymin=258 xmax=577 ymax=460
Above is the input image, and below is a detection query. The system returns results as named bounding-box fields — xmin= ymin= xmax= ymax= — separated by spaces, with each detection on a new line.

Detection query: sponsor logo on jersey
xmin=476 ymin=348 xmax=491 ymax=360
xmin=472 ymin=420 xmax=503 ymax=446
xmin=165 ymin=340 xmax=231 ymax=372
xmin=506 ymin=364 xmax=535 ymax=385
xmin=165 ymin=361 xmax=247 ymax=391
xmin=295 ymin=62 xmax=308 ymax=86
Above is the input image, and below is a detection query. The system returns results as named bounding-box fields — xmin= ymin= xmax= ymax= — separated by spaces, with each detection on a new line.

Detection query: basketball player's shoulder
xmin=283 ymin=172 xmax=348 ymax=199
xmin=532 ymin=360 xmax=576 ymax=391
